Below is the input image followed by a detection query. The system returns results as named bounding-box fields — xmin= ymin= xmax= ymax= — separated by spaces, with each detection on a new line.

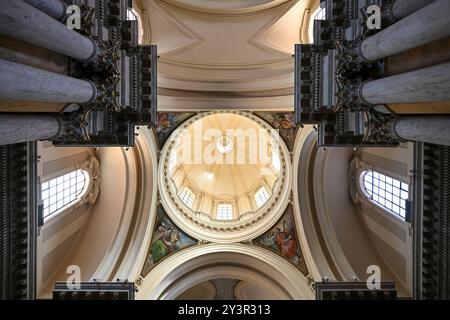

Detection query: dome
xmin=159 ymin=111 xmax=292 ymax=243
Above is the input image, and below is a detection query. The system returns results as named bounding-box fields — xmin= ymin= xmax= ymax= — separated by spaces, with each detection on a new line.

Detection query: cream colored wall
xmin=355 ymin=143 xmax=414 ymax=296
xmin=36 ymin=143 xmax=95 ymax=298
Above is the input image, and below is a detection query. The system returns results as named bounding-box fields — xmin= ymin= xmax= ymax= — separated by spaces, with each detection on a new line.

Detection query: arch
xmin=137 ymin=244 xmax=314 ymax=300
xmin=291 ymin=125 xmax=339 ymax=281
xmin=92 ymin=127 xmax=159 ymax=282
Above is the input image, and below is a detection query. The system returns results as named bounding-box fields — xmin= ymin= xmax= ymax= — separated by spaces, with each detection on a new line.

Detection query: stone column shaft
xmin=0 ymin=58 xmax=96 ymax=104
xmin=0 ymin=114 xmax=61 ymax=145
xmin=394 ymin=117 xmax=450 ymax=146
xmin=23 ymin=0 xmax=66 ymax=20
xmin=361 ymin=62 xmax=450 ymax=105
xmin=0 ymin=0 xmax=96 ymax=61
xmin=391 ymin=0 xmax=435 ymax=20
xmin=361 ymin=0 xmax=450 ymax=61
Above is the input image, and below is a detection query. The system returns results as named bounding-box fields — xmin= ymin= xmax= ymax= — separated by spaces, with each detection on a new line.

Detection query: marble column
xmin=0 ymin=59 xmax=97 ymax=104
xmin=361 ymin=62 xmax=450 ymax=105
xmin=0 ymin=0 xmax=97 ymax=61
xmin=394 ymin=117 xmax=450 ymax=146
xmin=23 ymin=0 xmax=66 ymax=20
xmin=0 ymin=114 xmax=61 ymax=145
xmin=390 ymin=0 xmax=434 ymax=20
xmin=360 ymin=0 xmax=450 ymax=61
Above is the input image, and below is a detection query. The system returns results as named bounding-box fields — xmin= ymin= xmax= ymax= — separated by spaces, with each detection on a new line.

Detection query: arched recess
xmin=292 ymin=126 xmax=404 ymax=287
xmin=137 ymin=244 xmax=314 ymax=300
xmin=37 ymin=127 xmax=159 ymax=297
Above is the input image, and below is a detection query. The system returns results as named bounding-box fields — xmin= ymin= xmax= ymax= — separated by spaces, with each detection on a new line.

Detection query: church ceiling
xmin=136 ymin=0 xmax=314 ymax=110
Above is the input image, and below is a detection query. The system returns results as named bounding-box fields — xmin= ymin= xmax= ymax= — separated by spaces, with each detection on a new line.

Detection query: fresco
xmin=141 ymin=205 xmax=197 ymax=277
xmin=254 ymin=112 xmax=296 ymax=151
xmin=254 ymin=205 xmax=308 ymax=275
xmin=156 ymin=112 xmax=196 ymax=147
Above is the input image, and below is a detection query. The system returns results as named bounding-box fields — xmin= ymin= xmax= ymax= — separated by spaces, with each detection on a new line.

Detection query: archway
xmin=137 ymin=244 xmax=314 ymax=300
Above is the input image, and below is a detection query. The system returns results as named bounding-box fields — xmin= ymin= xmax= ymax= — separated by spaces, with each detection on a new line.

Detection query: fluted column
xmin=390 ymin=0 xmax=435 ymax=20
xmin=0 ymin=59 xmax=97 ymax=104
xmin=394 ymin=117 xmax=450 ymax=146
xmin=23 ymin=0 xmax=66 ymax=20
xmin=361 ymin=62 xmax=450 ymax=105
xmin=0 ymin=0 xmax=97 ymax=61
xmin=0 ymin=114 xmax=61 ymax=145
xmin=361 ymin=0 xmax=450 ymax=61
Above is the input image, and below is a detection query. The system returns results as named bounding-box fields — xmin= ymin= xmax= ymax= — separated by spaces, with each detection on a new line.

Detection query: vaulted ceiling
xmin=134 ymin=0 xmax=317 ymax=110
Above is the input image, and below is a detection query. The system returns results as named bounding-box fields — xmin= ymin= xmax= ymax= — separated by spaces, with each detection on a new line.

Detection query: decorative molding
xmin=74 ymin=154 xmax=101 ymax=209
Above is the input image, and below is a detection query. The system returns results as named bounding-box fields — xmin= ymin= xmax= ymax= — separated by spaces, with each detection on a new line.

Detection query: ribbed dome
xmin=167 ymin=112 xmax=282 ymax=217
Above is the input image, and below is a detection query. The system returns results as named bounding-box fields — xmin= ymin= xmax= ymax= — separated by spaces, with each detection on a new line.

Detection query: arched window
xmin=179 ymin=187 xmax=195 ymax=209
xmin=254 ymin=186 xmax=270 ymax=209
xmin=217 ymin=204 xmax=233 ymax=220
xmin=362 ymin=170 xmax=409 ymax=220
xmin=168 ymin=150 xmax=177 ymax=172
xmin=272 ymin=149 xmax=281 ymax=172
xmin=41 ymin=169 xmax=90 ymax=221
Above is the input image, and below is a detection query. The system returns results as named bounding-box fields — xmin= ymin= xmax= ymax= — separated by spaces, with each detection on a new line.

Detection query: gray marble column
xmin=0 ymin=59 xmax=97 ymax=104
xmin=0 ymin=0 xmax=97 ymax=61
xmin=391 ymin=0 xmax=435 ymax=20
xmin=0 ymin=114 xmax=61 ymax=145
xmin=394 ymin=117 xmax=450 ymax=146
xmin=361 ymin=62 xmax=450 ymax=105
xmin=361 ymin=0 xmax=450 ymax=61
xmin=23 ymin=0 xmax=66 ymax=20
